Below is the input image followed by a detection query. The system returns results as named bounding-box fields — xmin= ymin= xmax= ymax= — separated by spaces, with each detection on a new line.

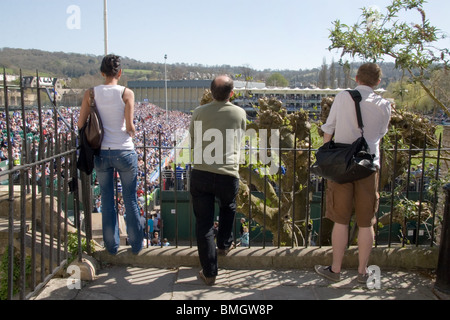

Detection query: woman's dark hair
xmin=100 ymin=54 xmax=122 ymax=77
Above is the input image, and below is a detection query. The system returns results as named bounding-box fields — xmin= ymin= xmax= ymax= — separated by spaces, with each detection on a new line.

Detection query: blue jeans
xmin=190 ymin=169 xmax=239 ymax=277
xmin=94 ymin=149 xmax=143 ymax=254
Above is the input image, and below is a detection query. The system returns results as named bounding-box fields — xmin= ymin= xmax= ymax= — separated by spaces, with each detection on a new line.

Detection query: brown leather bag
xmin=84 ymin=88 xmax=104 ymax=149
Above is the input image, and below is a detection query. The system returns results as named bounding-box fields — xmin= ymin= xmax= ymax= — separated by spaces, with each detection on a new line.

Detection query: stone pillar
xmin=435 ymin=126 xmax=450 ymax=246
xmin=434 ymin=184 xmax=450 ymax=298
xmin=441 ymin=126 xmax=450 ymax=175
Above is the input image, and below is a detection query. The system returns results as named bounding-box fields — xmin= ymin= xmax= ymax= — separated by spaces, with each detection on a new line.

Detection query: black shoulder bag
xmin=311 ymin=90 xmax=377 ymax=184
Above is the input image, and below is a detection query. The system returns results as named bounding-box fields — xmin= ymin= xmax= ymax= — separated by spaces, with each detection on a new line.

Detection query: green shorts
xmin=325 ymin=172 xmax=380 ymax=228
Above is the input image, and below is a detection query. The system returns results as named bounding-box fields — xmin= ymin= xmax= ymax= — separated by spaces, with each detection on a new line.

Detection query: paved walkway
xmin=34 ymin=265 xmax=439 ymax=301
xmin=32 ymin=246 xmax=446 ymax=301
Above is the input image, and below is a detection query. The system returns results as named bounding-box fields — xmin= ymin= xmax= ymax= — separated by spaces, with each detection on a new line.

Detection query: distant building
xmin=234 ymin=87 xmax=340 ymax=114
xmin=0 ymin=74 xmax=19 ymax=82
xmin=22 ymin=76 xmax=60 ymax=89
xmin=128 ymin=80 xmax=266 ymax=113
xmin=59 ymin=88 xmax=84 ymax=107
xmin=0 ymin=76 xmax=64 ymax=108
xmin=128 ymin=79 xmax=386 ymax=115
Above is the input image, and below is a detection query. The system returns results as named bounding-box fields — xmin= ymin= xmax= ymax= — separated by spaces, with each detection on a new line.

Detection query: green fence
xmin=159 ymin=190 xmax=273 ymax=244
xmin=158 ymin=189 xmax=431 ymax=246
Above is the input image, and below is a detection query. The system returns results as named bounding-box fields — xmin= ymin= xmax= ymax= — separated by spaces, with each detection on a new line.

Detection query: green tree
xmin=386 ymin=80 xmax=434 ymax=113
xmin=318 ymin=58 xmax=328 ymax=88
xmin=342 ymin=61 xmax=353 ymax=88
xmin=328 ymin=0 xmax=450 ymax=116
xmin=430 ymin=69 xmax=450 ymax=113
xmin=266 ymin=73 xmax=289 ymax=87
xmin=329 ymin=59 xmax=337 ymax=88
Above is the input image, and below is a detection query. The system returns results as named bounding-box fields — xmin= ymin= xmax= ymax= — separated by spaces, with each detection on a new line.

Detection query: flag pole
xmin=104 ymin=0 xmax=108 ymax=55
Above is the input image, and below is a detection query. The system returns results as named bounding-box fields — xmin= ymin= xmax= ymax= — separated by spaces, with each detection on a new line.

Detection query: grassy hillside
xmin=0 ymin=47 xmax=405 ymax=87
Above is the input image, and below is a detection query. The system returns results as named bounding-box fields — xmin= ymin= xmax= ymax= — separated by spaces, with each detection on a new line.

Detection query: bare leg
xmin=331 ymin=223 xmax=349 ymax=273
xmin=357 ymin=226 xmax=375 ymax=274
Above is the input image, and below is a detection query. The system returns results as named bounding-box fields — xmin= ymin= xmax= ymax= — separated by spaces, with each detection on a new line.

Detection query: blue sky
xmin=1 ymin=0 xmax=449 ymax=70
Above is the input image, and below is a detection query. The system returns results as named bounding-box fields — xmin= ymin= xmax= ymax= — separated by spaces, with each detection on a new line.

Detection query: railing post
xmin=80 ymin=171 xmax=92 ymax=254
xmin=434 ymin=183 xmax=450 ymax=296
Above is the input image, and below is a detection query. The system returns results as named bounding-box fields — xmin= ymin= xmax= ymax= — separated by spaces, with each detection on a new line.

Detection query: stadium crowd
xmin=0 ymin=102 xmax=191 ymax=245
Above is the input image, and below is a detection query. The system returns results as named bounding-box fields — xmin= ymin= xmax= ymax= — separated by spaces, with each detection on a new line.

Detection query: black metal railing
xmin=2 ymin=68 xmax=450 ymax=299
xmin=1 ymin=69 xmax=81 ymax=300
xmin=138 ymin=130 xmax=449 ymax=251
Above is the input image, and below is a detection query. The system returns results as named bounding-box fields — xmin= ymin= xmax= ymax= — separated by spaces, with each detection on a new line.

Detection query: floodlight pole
xmin=104 ymin=0 xmax=108 ymax=55
xmin=165 ymin=54 xmax=168 ymax=123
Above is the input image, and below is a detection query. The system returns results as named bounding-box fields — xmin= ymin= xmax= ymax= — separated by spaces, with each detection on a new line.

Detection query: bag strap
xmin=346 ymin=90 xmax=364 ymax=136
xmin=89 ymin=88 xmax=96 ymax=108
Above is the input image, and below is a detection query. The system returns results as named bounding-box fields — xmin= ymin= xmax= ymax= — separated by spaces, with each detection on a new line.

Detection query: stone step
xmin=0 ymin=217 xmax=30 ymax=239
xmin=93 ymin=245 xmax=440 ymax=271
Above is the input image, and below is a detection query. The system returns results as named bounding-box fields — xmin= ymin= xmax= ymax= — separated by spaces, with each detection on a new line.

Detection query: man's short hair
xmin=211 ymin=76 xmax=234 ymax=101
xmin=356 ymin=63 xmax=382 ymax=87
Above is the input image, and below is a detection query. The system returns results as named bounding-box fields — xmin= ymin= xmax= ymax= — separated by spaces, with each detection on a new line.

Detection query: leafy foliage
xmin=67 ymin=233 xmax=95 ymax=264
xmin=328 ymin=0 xmax=450 ymax=115
xmin=0 ymin=248 xmax=31 ymax=300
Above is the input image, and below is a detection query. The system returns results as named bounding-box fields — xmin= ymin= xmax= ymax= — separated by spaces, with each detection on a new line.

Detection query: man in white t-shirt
xmin=315 ymin=63 xmax=391 ymax=284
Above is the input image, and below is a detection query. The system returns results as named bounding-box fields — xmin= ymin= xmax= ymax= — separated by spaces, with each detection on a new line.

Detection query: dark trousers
xmin=190 ymin=169 xmax=239 ymax=277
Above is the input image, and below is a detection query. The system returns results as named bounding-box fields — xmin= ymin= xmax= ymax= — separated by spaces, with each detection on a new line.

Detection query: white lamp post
xmin=104 ymin=0 xmax=108 ymax=55
xmin=165 ymin=54 xmax=168 ymax=123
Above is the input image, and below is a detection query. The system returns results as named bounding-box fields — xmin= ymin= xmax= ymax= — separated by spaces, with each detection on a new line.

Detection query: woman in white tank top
xmin=77 ymin=55 xmax=143 ymax=255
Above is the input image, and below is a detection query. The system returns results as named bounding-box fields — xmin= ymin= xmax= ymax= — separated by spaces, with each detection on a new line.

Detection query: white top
xmin=94 ymin=85 xmax=134 ymax=150
xmin=321 ymin=85 xmax=391 ymax=167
